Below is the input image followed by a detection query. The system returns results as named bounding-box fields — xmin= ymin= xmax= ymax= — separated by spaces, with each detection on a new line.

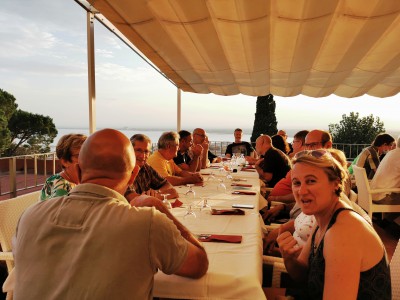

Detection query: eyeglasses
xmin=304 ymin=142 xmax=323 ymax=149
xmin=134 ymin=149 xmax=151 ymax=155
xmin=294 ymin=149 xmax=331 ymax=160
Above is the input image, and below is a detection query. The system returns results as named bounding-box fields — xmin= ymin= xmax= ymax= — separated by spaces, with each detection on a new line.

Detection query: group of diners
xmin=11 ymin=126 xmax=395 ymax=299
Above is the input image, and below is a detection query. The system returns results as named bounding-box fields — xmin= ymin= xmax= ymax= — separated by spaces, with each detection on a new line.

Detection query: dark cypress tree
xmin=250 ymin=94 xmax=278 ymax=143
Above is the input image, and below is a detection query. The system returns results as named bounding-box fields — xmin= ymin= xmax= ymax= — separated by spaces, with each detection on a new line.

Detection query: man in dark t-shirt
xmin=225 ymin=128 xmax=255 ymax=158
xmin=254 ymin=135 xmax=291 ymax=187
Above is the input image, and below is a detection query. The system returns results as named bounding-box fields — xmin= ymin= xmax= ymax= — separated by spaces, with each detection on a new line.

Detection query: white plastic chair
xmin=391 ymin=239 xmax=400 ymax=300
xmin=0 ymin=191 xmax=40 ymax=271
xmin=352 ymin=166 xmax=400 ymax=219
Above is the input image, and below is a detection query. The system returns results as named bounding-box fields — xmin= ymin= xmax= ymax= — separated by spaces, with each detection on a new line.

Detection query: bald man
xmin=13 ymin=129 xmax=208 ymax=300
xmin=254 ymin=135 xmax=291 ymax=188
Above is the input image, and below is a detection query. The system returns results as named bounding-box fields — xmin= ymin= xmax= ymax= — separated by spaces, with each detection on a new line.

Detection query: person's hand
xmin=262 ymin=204 xmax=284 ymax=223
xmin=201 ymin=136 xmax=210 ymax=151
xmin=191 ymin=173 xmax=203 ymax=183
xmin=263 ymin=228 xmax=279 ymax=253
xmin=276 ymin=226 xmax=302 ymax=260
xmin=213 ymin=157 xmax=222 ymax=163
xmin=191 ymin=144 xmax=203 ymax=157
xmin=130 ymin=194 xmax=162 ymax=208
xmin=255 ymin=157 xmax=264 ymax=168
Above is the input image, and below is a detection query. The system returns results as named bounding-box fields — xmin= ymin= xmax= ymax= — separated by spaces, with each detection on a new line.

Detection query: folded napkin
xmin=198 ymin=234 xmax=242 ymax=243
xmin=232 ymin=178 xmax=247 ymax=182
xmin=211 ymin=208 xmax=245 ymax=215
xmin=231 ymin=183 xmax=252 ymax=187
xmin=171 ymin=199 xmax=183 ymax=208
xmin=232 ymin=191 xmax=257 ymax=195
xmin=241 ymin=169 xmax=256 ymax=172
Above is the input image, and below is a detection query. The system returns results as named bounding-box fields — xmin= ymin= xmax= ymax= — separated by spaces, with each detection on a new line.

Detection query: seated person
xmin=355 ymin=133 xmax=395 ymax=179
xmin=271 ymin=134 xmax=291 ymax=155
xmin=254 ymin=135 xmax=291 ymax=188
xmin=13 ymin=129 xmax=208 ymax=299
xmin=277 ymin=149 xmax=390 ymax=299
xmin=225 ymin=128 xmax=255 ymax=159
xmin=289 ymin=130 xmax=309 ymax=158
xmin=126 ymin=134 xmax=178 ymax=200
xmin=147 ymin=131 xmax=203 ymax=186
xmin=192 ymin=128 xmax=221 ymax=167
xmin=174 ymin=130 xmax=202 ymax=172
xmin=277 ymin=129 xmax=293 ymax=154
xmin=370 ymin=135 xmax=400 ymax=204
xmin=40 ymin=133 xmax=87 ymax=201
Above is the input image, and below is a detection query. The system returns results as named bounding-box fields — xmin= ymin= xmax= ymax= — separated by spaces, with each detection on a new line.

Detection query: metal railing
xmin=0 ymin=152 xmax=59 ymax=198
xmin=0 ymin=142 xmax=369 ymax=199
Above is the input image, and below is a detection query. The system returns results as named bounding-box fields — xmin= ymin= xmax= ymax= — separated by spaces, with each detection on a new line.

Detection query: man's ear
xmin=128 ymin=165 xmax=140 ymax=185
xmin=76 ymin=164 xmax=82 ymax=183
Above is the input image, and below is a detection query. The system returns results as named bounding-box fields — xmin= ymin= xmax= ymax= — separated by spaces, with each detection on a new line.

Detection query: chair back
xmin=391 ymin=239 xmax=400 ymax=300
xmin=0 ymin=191 xmax=40 ymax=271
xmin=352 ymin=166 xmax=372 ymax=218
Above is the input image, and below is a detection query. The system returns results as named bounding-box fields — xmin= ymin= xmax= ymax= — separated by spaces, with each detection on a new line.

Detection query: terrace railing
xmin=0 ymin=142 xmax=368 ymax=199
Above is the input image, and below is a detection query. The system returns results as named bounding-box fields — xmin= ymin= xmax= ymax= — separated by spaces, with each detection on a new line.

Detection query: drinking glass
xmin=184 ymin=184 xmax=196 ymax=219
xmin=160 ymin=193 xmax=172 ymax=209
xmin=207 ymin=171 xmax=216 ymax=182
xmin=217 ymin=178 xmax=227 ymax=193
xmin=200 ymin=196 xmax=212 ymax=212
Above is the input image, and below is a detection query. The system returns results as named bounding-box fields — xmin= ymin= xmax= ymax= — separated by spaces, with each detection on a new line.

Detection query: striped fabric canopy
xmin=85 ymin=0 xmax=400 ymax=98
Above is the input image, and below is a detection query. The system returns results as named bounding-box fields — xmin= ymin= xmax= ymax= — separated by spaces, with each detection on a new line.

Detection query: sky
xmin=0 ymin=0 xmax=399 ymax=136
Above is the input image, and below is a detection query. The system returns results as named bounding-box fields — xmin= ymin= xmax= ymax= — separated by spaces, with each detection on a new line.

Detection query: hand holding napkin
xmin=198 ymin=234 xmax=242 ymax=243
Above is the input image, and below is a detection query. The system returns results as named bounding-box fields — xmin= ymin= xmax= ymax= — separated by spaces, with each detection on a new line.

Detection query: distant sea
xmin=50 ymin=128 xmax=276 ymax=150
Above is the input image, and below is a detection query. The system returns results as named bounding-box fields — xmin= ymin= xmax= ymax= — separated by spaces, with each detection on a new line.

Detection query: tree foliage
xmin=0 ymin=88 xmax=18 ymax=153
xmin=251 ymin=94 xmax=278 ymax=143
xmin=0 ymin=88 xmax=58 ymax=157
xmin=328 ymin=112 xmax=385 ymax=144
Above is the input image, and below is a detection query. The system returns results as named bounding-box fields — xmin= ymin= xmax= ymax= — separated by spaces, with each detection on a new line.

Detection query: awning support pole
xmin=177 ymin=88 xmax=181 ymax=132
xmin=87 ymin=11 xmax=96 ymax=134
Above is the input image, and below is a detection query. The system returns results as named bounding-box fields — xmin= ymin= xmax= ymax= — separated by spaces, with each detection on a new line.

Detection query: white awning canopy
xmin=78 ymin=0 xmax=400 ymax=98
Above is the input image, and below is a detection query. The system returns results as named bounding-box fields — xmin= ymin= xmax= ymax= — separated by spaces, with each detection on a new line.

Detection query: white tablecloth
xmin=153 ymin=169 xmax=266 ymax=299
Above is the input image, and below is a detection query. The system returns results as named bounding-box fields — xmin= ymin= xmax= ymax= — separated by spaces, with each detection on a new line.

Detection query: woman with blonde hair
xmin=277 ymin=149 xmax=391 ymax=299
xmin=40 ymin=134 xmax=87 ymax=201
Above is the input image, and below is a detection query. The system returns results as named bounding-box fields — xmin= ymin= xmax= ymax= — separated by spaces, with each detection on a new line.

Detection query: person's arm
xmin=189 ymin=144 xmax=202 ymax=172
xmin=277 ymin=226 xmax=309 ymax=283
xmin=255 ymin=158 xmax=273 ymax=182
xmin=200 ymin=139 xmax=210 ymax=169
xmin=131 ymin=195 xmax=208 ymax=278
xmin=267 ymin=193 xmax=295 ymax=204
xmin=322 ymin=221 xmax=362 ymax=299
xmin=158 ymin=181 xmax=179 ymax=199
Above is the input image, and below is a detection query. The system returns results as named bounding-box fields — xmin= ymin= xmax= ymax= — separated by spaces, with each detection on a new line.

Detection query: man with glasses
xmin=174 ymin=130 xmax=203 ymax=172
xmin=126 ymin=134 xmax=178 ymax=200
xmin=148 ymin=131 xmax=203 ymax=186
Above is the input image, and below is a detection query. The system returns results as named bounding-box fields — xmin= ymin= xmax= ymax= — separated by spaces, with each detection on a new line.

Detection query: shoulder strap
xmin=327 ymin=207 xmax=353 ymax=229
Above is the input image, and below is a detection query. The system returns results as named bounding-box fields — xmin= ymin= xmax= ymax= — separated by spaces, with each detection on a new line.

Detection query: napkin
xmin=241 ymin=166 xmax=255 ymax=170
xmin=241 ymin=169 xmax=256 ymax=172
xmin=198 ymin=234 xmax=242 ymax=243
xmin=231 ymin=183 xmax=252 ymax=187
xmin=171 ymin=199 xmax=183 ymax=208
xmin=211 ymin=208 xmax=245 ymax=215
xmin=232 ymin=191 xmax=257 ymax=195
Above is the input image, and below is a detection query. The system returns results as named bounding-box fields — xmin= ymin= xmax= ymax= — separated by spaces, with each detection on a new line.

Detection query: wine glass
xmin=207 ymin=170 xmax=216 ymax=182
xmin=183 ymin=184 xmax=196 ymax=219
xmin=160 ymin=193 xmax=172 ymax=209
xmin=200 ymin=196 xmax=212 ymax=212
xmin=217 ymin=178 xmax=227 ymax=193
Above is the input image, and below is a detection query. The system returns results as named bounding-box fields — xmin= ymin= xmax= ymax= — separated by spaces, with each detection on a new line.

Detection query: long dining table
xmin=153 ymin=165 xmax=266 ymax=299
